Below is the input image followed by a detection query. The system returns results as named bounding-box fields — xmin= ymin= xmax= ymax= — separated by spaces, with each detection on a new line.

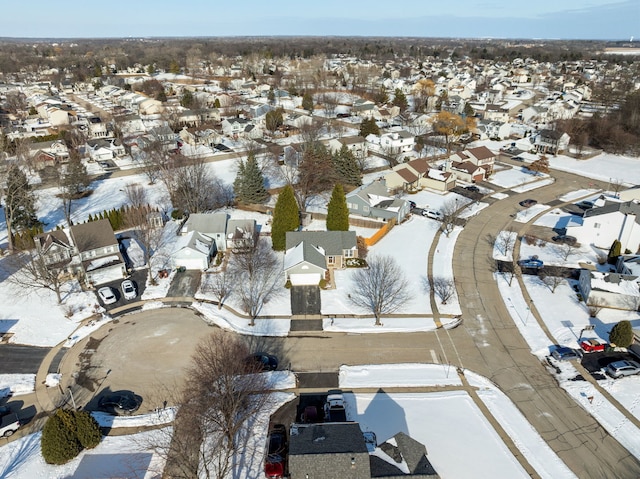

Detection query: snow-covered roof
xmin=589 ymin=272 xmax=640 ymax=296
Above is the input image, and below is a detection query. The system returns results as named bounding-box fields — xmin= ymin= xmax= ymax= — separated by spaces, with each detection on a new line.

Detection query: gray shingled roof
xmin=70 ymin=219 xmax=118 ymax=251
xmin=289 ymin=423 xmax=367 ymax=456
xmin=286 ymin=231 xmax=357 ymax=256
xmin=583 ymin=200 xmax=640 ymax=223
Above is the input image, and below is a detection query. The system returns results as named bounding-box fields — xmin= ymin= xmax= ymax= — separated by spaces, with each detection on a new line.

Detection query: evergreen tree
xmin=359 ymin=117 xmax=380 ymax=137
xmin=271 ymin=185 xmax=299 ymax=251
xmin=234 ymin=155 xmax=268 ymax=204
xmin=73 ymin=410 xmax=101 ymax=449
xmin=333 ymin=145 xmax=362 ymax=186
xmin=302 ymin=91 xmax=314 ymax=112
xmin=392 ymin=88 xmax=408 ymax=112
xmin=62 ymin=156 xmax=91 ymax=197
xmin=213 ymin=98 xmax=221 ymax=108
xmin=3 ymin=164 xmax=40 ymax=250
xmin=41 ymin=410 xmax=82 ymax=465
xmin=180 ymin=90 xmax=194 ymax=108
xmin=326 ymin=184 xmax=350 ymax=231
xmin=609 ymin=320 xmax=633 ymax=348
xmin=608 ymin=239 xmax=622 ymax=264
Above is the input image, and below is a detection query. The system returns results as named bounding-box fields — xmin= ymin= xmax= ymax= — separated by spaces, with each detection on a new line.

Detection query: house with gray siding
xmin=346 ymin=179 xmax=410 ymax=222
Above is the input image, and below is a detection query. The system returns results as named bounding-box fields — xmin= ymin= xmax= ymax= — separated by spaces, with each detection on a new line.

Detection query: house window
xmin=327 ymin=256 xmax=335 ymax=265
xmin=344 ymin=249 xmax=354 ymax=258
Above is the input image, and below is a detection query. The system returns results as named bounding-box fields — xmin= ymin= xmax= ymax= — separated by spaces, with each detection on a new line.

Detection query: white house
xmin=578 ymin=270 xmax=640 ymax=311
xmin=380 ymin=130 xmax=415 ymax=153
xmin=568 ymin=200 xmax=640 ymax=253
xmin=171 ymin=231 xmax=215 ymax=270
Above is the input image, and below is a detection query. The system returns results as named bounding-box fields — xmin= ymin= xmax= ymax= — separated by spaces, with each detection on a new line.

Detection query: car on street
xmin=0 ymin=414 xmax=21 ymax=437
xmin=422 ymin=209 xmax=443 ymax=220
xmin=518 ymin=258 xmax=544 ymax=269
xmin=552 ymin=235 xmax=577 ymax=245
xmin=464 ymin=185 xmax=480 ymax=193
xmin=97 ymin=287 xmax=117 ymax=305
xmin=579 ymin=339 xmax=606 ymax=353
xmin=551 ymin=346 xmax=582 ymax=361
xmin=247 ymin=352 xmax=278 ymax=371
xmin=519 ymin=199 xmax=538 ymax=207
xmin=605 ymin=360 xmax=640 ymax=378
xmin=265 ymin=424 xmax=287 ymax=479
xmin=121 ymin=279 xmax=137 ymax=300
xmin=98 ymin=391 xmax=142 ymax=415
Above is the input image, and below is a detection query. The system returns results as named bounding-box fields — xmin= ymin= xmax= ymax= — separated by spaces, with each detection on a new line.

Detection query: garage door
xmin=173 ymin=258 xmax=207 ymax=270
xmin=289 ymin=273 xmax=321 ymax=286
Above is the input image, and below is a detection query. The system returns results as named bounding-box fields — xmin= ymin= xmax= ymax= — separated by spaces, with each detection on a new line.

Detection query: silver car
xmin=98 ymin=287 xmax=117 ymax=305
xmin=121 ymin=280 xmax=137 ymax=300
xmin=605 ymin=360 xmax=640 ymax=378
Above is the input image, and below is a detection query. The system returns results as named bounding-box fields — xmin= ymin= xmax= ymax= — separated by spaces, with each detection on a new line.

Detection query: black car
xmin=551 ymin=235 xmax=577 ymax=245
xmin=464 ymin=185 xmax=480 ymax=193
xmin=519 ymin=199 xmax=537 ymax=207
xmin=0 ymin=406 xmax=11 ymax=419
xmin=98 ymin=391 xmax=142 ymax=415
xmin=248 ymin=353 xmax=278 ymax=371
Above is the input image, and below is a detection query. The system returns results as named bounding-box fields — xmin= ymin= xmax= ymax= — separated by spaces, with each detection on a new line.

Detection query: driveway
xmin=95 ymin=269 xmax=148 ymax=311
xmin=167 ymin=270 xmax=202 ymax=298
xmin=0 ymin=345 xmax=50 ymax=374
xmin=290 ymin=286 xmax=321 ymax=315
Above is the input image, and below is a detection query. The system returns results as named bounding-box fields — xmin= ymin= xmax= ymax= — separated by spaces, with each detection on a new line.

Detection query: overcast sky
xmin=3 ymin=0 xmax=638 ymax=40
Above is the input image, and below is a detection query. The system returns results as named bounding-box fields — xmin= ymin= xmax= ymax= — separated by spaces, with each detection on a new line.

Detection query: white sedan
xmin=121 ymin=280 xmax=137 ymax=300
xmin=98 ymin=287 xmax=117 ymax=305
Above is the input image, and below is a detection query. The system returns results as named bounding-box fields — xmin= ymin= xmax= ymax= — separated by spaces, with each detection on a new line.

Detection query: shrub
xmin=284 ymin=280 xmax=292 ymax=289
xmin=74 ymin=410 xmax=101 ymax=449
xmin=609 ymin=320 xmax=634 ymax=348
xmin=171 ymin=208 xmax=184 ymax=220
xmin=41 ymin=409 xmax=101 ymax=465
xmin=41 ymin=410 xmax=82 ymax=465
xmin=319 ymin=278 xmax=327 ymax=289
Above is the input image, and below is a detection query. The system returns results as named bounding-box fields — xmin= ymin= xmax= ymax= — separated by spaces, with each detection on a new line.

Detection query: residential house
xmin=380 ymin=130 xmax=415 ymax=154
xmin=534 ymin=129 xmax=570 ymax=155
xmin=149 ymin=125 xmax=178 ymax=151
xmin=327 ymin=136 xmax=368 ymax=158
xmin=88 ymin=117 xmax=109 ymax=139
xmin=475 ymin=120 xmax=511 ymax=140
xmin=578 ymin=270 xmax=640 ymax=311
xmin=352 ymin=99 xmax=377 ymax=119
xmin=284 ymin=231 xmax=357 ymax=285
xmin=29 ymin=139 xmax=69 ymax=170
xmin=34 ymin=230 xmax=75 ymax=275
xmin=69 ymin=219 xmax=126 ymax=286
xmin=445 ymin=160 xmax=485 ymax=183
xmin=285 ymin=112 xmax=313 ymax=130
xmin=346 ymin=179 xmax=411 ymax=222
xmin=171 ymin=231 xmax=215 ymax=270
xmin=221 ymin=117 xmax=262 ymax=139
xmin=180 ymin=213 xmax=229 ymax=253
xmin=86 ymin=138 xmax=125 ymax=162
xmin=225 ymin=218 xmax=257 ymax=251
xmin=449 ymin=145 xmax=496 ymax=177
xmin=288 ymin=423 xmax=371 ymax=479
xmin=568 ymin=200 xmax=640 ymax=253
xmin=288 ymin=423 xmax=440 ymax=479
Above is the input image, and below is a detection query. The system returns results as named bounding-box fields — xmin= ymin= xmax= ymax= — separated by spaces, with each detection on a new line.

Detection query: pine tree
xmin=302 ymin=91 xmax=314 ymax=112
xmin=608 ymin=239 xmax=622 ymax=264
xmin=233 ymin=159 xmax=246 ymax=201
xmin=359 ymin=117 xmax=380 ymax=137
xmin=326 ymin=184 xmax=350 ymax=231
xmin=609 ymin=320 xmax=633 ymax=348
xmin=3 ymin=165 xmax=40 ymax=250
xmin=41 ymin=409 xmax=82 ymax=465
xmin=333 ymin=145 xmax=362 ymax=186
xmin=213 ymin=98 xmax=221 ymax=108
xmin=392 ymin=88 xmax=408 ymax=112
xmin=272 ymin=185 xmax=299 ymax=251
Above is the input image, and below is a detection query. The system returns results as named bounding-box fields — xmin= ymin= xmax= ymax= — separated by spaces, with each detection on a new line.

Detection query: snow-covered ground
xmin=1 ymin=146 xmax=640 ymax=477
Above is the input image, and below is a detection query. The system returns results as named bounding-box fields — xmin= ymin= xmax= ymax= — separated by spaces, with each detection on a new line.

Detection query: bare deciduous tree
xmin=349 ymin=255 xmax=409 ymax=326
xmin=151 ymin=332 xmax=271 ymax=479
xmin=492 ymin=230 xmax=517 ymax=257
xmin=440 ymin=200 xmax=459 ymax=237
xmin=540 ymin=266 xmax=566 ymax=293
xmin=124 ymin=183 xmax=148 ymax=208
xmin=230 ymin=239 xmax=283 ymax=325
xmin=558 ymin=242 xmax=579 ymax=262
xmin=587 ymin=297 xmax=607 ymax=317
xmin=201 ymin=267 xmax=236 ymax=310
xmin=7 ymin=250 xmax=67 ymax=304
xmin=430 ymin=276 xmax=456 ymax=304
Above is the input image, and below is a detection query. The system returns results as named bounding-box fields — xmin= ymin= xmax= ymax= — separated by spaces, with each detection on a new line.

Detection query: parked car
xmin=97 ymin=287 xmax=117 ymax=305
xmin=98 ymin=391 xmax=142 ymax=415
xmin=579 ymin=339 xmax=606 ymax=353
xmin=518 ymin=258 xmax=544 ymax=269
xmin=605 ymin=360 xmax=640 ymax=378
xmin=265 ymin=424 xmax=287 ymax=479
xmin=576 ymin=200 xmax=595 ymax=210
xmin=301 ymin=405 xmax=320 ymax=423
xmin=422 ymin=209 xmax=443 ymax=220
xmin=464 ymin=185 xmax=480 ymax=193
xmin=519 ymin=199 xmax=537 ymax=207
xmin=0 ymin=414 xmax=20 ymax=437
xmin=551 ymin=346 xmax=582 ymax=361
xmin=551 ymin=235 xmax=577 ymax=245
xmin=324 ymin=390 xmax=347 ymax=422
xmin=121 ymin=279 xmax=137 ymax=300
xmin=247 ymin=353 xmax=278 ymax=372
xmin=0 ymin=405 xmax=11 ymax=419
xmin=408 ymin=200 xmax=417 ymax=209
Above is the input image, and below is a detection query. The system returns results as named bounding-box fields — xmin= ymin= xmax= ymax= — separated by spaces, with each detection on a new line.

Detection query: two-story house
xmin=346 ymin=179 xmax=411 ymax=223
xmin=69 ymin=219 xmax=126 ymax=286
xmin=380 ymin=130 xmax=415 ymax=154
xmin=449 ymin=145 xmax=496 ymax=177
xmin=34 ymin=230 xmax=75 ymax=275
xmin=534 ymin=129 xmax=570 ymax=155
